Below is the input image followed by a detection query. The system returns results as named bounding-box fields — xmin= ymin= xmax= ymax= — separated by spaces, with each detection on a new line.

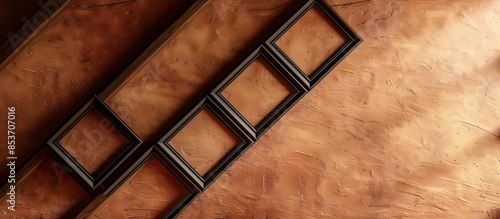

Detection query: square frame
xmin=264 ymin=0 xmax=362 ymax=89
xmin=157 ymin=97 xmax=254 ymax=190
xmin=47 ymin=95 xmax=142 ymax=194
xmin=99 ymin=146 xmax=201 ymax=219
xmin=211 ymin=46 xmax=307 ymax=140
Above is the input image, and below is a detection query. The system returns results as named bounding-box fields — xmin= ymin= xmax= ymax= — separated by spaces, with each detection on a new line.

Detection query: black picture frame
xmin=211 ymin=45 xmax=307 ymax=140
xmin=46 ymin=95 xmax=142 ymax=194
xmin=157 ymin=97 xmax=253 ymax=190
xmin=98 ymin=146 xmax=202 ymax=219
xmin=264 ymin=0 xmax=362 ymax=90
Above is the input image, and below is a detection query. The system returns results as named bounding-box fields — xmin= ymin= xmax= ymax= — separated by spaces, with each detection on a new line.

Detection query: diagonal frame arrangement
xmin=2 ymin=0 xmax=361 ymax=218
xmin=149 ymin=0 xmax=361 ymax=216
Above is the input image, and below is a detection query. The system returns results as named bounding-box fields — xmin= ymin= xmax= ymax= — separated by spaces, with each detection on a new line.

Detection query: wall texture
xmin=0 ymin=0 xmax=499 ymax=218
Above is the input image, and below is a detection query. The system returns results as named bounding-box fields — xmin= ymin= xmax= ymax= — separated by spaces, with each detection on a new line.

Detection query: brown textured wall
xmin=1 ymin=0 xmax=499 ymax=218
xmin=0 ymin=157 xmax=91 ymax=218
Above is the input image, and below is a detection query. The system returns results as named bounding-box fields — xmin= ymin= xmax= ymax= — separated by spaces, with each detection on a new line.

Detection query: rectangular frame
xmin=211 ymin=45 xmax=307 ymax=140
xmin=79 ymin=146 xmax=201 ymax=219
xmin=264 ymin=0 xmax=362 ymax=89
xmin=158 ymin=97 xmax=254 ymax=190
xmin=46 ymin=95 xmax=142 ymax=194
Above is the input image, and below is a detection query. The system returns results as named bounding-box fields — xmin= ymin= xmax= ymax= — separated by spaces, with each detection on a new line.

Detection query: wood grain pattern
xmin=179 ymin=0 xmax=500 ymax=218
xmin=91 ymin=156 xmax=190 ymax=218
xmin=169 ymin=107 xmax=241 ymax=177
xmin=276 ymin=5 xmax=347 ymax=76
xmin=0 ymin=0 xmax=195 ymax=181
xmin=0 ymin=157 xmax=91 ymax=218
xmin=221 ymin=56 xmax=294 ymax=127
xmin=59 ymin=107 xmax=130 ymax=176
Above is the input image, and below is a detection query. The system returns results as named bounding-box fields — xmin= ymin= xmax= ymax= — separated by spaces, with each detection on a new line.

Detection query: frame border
xmin=157 ymin=97 xmax=254 ymax=190
xmin=77 ymin=146 xmax=201 ymax=218
xmin=264 ymin=0 xmax=362 ymax=89
xmin=211 ymin=45 xmax=307 ymax=140
xmin=46 ymin=95 xmax=142 ymax=194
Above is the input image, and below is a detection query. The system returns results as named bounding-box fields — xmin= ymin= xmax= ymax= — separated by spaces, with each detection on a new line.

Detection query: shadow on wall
xmin=0 ymin=0 xmax=65 ymax=63
xmin=490 ymin=208 xmax=500 ymax=219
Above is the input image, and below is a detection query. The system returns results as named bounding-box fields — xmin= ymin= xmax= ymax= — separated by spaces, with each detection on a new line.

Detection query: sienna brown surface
xmin=59 ymin=107 xmax=130 ymax=176
xmin=276 ymin=4 xmax=347 ymax=76
xmin=1 ymin=0 xmax=500 ymax=218
xmin=221 ymin=56 xmax=294 ymax=127
xmin=0 ymin=0 xmax=195 ymax=180
xmin=169 ymin=107 xmax=241 ymax=177
xmin=92 ymin=157 xmax=190 ymax=218
xmin=0 ymin=157 xmax=91 ymax=218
